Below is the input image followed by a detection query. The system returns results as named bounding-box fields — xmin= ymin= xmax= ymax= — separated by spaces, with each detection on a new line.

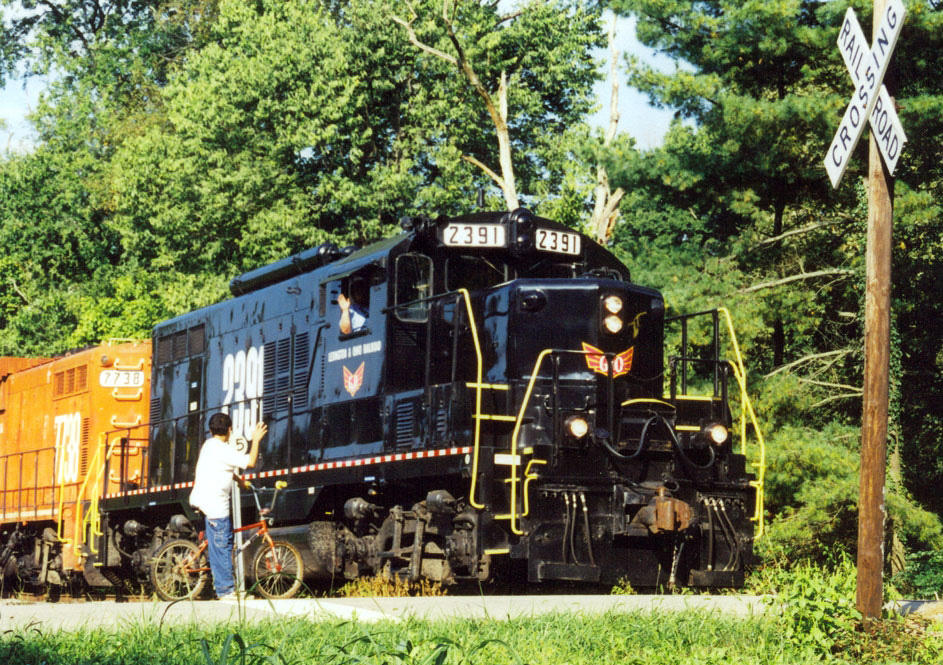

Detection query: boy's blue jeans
xmin=205 ymin=515 xmax=234 ymax=597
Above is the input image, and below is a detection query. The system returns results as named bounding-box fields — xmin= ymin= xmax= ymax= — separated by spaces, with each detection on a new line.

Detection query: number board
xmin=442 ymin=223 xmax=507 ymax=248
xmin=536 ymin=228 xmax=581 ymax=256
xmin=99 ymin=369 xmax=145 ymax=388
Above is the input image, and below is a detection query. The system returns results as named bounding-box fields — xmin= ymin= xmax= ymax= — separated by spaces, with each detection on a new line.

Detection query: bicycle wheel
xmin=251 ymin=540 xmax=303 ymax=599
xmin=150 ymin=538 xmax=207 ymax=601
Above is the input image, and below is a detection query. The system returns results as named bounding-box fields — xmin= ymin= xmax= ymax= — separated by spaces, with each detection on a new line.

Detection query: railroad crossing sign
xmin=825 ymin=0 xmax=907 ymax=188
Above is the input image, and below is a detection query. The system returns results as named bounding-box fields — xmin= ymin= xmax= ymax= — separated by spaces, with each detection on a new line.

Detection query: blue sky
xmin=588 ymin=14 xmax=676 ymax=150
xmin=0 ymin=12 xmax=675 ymax=152
xmin=0 ymin=74 xmax=42 ymax=152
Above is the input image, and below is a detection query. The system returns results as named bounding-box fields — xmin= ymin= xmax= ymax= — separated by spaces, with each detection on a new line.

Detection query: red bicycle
xmin=149 ymin=480 xmax=303 ymax=600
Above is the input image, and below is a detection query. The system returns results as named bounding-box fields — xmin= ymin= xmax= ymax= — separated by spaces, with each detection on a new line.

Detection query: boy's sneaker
xmin=217 ymin=592 xmax=239 ymax=602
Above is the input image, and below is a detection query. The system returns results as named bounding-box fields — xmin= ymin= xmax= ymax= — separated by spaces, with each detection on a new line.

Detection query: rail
xmin=501 ymin=347 xmax=625 ymax=535
xmin=503 ymin=349 xmax=553 ymax=535
xmin=718 ymin=307 xmax=766 ymax=538
xmin=386 ymin=286 xmax=502 ymax=512
xmin=70 ymin=433 xmax=106 ymax=553
xmin=389 ymin=288 xmax=562 ymax=530
xmin=77 ymin=430 xmax=148 ymax=558
xmin=1 ymin=447 xmax=58 ymax=522
xmin=666 ymin=308 xmax=766 ymax=538
xmin=457 ymin=288 xmax=487 ymax=510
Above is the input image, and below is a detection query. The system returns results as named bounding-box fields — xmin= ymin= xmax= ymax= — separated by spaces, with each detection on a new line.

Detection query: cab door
xmin=316 ymin=267 xmax=386 ymax=455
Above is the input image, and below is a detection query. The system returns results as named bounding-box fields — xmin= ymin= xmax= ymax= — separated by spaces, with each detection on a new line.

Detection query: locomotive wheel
xmin=149 ymin=539 xmax=207 ymax=601
xmin=251 ymin=541 xmax=303 ymax=599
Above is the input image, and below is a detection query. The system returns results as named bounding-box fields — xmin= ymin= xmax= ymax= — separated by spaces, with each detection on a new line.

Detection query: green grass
xmin=2 ymin=610 xmax=940 ymax=665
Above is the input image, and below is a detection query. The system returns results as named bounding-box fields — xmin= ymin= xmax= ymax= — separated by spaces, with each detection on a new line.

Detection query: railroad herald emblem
xmin=343 ymin=362 xmax=365 ymax=396
xmin=582 ymin=342 xmax=633 ymax=378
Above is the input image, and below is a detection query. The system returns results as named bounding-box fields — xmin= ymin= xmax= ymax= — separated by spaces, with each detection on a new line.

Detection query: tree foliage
xmin=608 ymin=0 xmax=943 ymax=557
xmin=106 ymin=0 xmax=604 ymax=276
xmin=1 ymin=0 xmax=605 ymax=346
xmin=0 ymin=0 xmax=219 ymax=350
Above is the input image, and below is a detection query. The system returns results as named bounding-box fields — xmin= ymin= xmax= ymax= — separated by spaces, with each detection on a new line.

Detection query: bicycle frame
xmin=182 ymin=481 xmax=283 ymax=575
xmin=181 ymin=519 xmax=274 ymax=574
xmin=150 ymin=479 xmax=302 ymax=600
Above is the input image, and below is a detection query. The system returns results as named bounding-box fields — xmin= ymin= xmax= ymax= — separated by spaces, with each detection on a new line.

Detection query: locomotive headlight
xmin=565 ymin=415 xmax=590 ymax=439
xmin=603 ymin=295 xmax=623 ymax=314
xmin=704 ymin=422 xmax=729 ymax=445
xmin=603 ymin=315 xmax=623 ymax=334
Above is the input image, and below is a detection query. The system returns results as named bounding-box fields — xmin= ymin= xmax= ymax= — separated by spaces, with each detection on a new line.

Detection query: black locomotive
xmin=99 ymin=208 xmax=756 ymax=591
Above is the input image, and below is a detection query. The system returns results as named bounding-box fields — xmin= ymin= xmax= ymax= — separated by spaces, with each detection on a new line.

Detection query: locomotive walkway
xmin=0 ymin=595 xmax=768 ymax=632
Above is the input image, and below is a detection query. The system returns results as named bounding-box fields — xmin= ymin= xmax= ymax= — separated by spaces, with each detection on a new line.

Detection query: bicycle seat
xmin=259 ymin=508 xmax=272 ymax=516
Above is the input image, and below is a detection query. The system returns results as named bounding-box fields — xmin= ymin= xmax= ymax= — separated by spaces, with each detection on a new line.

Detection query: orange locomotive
xmin=0 ymin=341 xmax=150 ymax=589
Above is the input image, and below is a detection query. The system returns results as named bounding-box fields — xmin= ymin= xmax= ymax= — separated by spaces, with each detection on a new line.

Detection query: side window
xmin=395 ymin=254 xmax=433 ymax=323
xmin=332 ymin=268 xmax=382 ymax=337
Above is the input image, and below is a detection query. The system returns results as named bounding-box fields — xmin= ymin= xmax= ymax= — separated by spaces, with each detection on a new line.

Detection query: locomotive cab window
xmin=445 ymin=255 xmax=507 ymax=292
xmin=334 ymin=273 xmax=373 ymax=337
xmin=395 ymin=253 xmax=432 ymax=323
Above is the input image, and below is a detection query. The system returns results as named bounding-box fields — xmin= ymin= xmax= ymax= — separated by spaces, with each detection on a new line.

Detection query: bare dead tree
xmin=589 ymin=15 xmax=624 ymax=244
xmin=737 ymin=268 xmax=855 ymax=294
xmin=764 ymin=348 xmax=853 ymax=378
xmin=392 ymin=0 xmax=520 ymax=210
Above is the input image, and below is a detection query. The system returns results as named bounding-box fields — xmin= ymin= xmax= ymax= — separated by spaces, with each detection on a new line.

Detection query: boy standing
xmin=189 ymin=412 xmax=267 ymax=600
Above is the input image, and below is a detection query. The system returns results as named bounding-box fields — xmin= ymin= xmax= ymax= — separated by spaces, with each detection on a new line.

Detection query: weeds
xmin=834 ymin=614 xmax=943 ymax=664
xmin=771 ymin=557 xmax=861 ymax=653
xmin=609 ymin=577 xmax=635 ymax=595
xmin=756 ymin=554 xmax=943 ymax=663
xmin=892 ymin=550 xmax=943 ymax=600
xmin=337 ymin=574 xmax=446 ymax=598
xmin=0 ymin=612 xmax=783 ymax=665
xmin=200 ymin=633 xmax=248 ymax=665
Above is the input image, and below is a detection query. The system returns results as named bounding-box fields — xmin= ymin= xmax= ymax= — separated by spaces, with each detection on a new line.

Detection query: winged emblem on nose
xmin=582 ymin=342 xmax=633 ymax=378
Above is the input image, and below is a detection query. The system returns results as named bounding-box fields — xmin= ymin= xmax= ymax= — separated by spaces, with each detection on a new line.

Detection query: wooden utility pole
xmin=856 ymin=0 xmax=894 ymax=622
xmin=825 ymin=0 xmax=905 ymax=621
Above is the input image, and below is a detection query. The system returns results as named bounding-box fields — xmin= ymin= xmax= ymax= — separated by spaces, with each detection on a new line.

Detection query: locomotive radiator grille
xmin=276 ymin=338 xmax=291 ymax=412
xmin=149 ymin=397 xmax=161 ymax=423
xmin=434 ymin=407 xmax=448 ymax=440
xmin=395 ymin=401 xmax=415 ymax=447
xmin=293 ymin=331 xmax=310 ymax=409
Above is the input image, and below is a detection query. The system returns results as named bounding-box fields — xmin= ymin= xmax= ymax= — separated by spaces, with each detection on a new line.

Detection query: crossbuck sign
xmin=825 ymin=0 xmax=907 ymax=188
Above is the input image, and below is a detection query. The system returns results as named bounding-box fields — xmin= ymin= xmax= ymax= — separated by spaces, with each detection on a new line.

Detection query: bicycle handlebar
xmin=237 ymin=478 xmax=287 ymax=519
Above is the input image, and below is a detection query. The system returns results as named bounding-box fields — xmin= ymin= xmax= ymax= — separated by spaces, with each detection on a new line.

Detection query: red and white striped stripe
xmin=104 ymin=446 xmax=472 ymax=499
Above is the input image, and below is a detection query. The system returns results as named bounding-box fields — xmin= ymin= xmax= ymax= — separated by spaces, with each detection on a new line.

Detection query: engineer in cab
xmin=338 ymin=279 xmax=369 ymax=334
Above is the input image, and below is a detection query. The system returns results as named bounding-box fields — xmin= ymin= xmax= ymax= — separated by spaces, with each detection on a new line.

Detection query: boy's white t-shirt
xmin=189 ymin=436 xmax=251 ymax=519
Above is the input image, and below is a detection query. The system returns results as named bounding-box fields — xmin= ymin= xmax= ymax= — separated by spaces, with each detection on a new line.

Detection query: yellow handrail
xmin=113 ymin=357 xmax=145 ymax=370
xmin=111 ymin=389 xmax=144 ymax=401
xmin=458 ymin=289 xmax=486 ymax=510
xmin=78 ymin=434 xmax=128 ymax=557
xmin=521 ymin=459 xmax=547 ymax=517
xmin=110 ymin=414 xmax=142 ymax=427
xmin=504 ymin=349 xmax=554 ymax=535
xmin=717 ymin=307 xmax=766 ymax=538
xmin=621 ymin=397 xmax=677 ymax=410
xmin=68 ymin=433 xmax=105 ymax=556
xmin=55 ymin=453 xmax=72 ymax=545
